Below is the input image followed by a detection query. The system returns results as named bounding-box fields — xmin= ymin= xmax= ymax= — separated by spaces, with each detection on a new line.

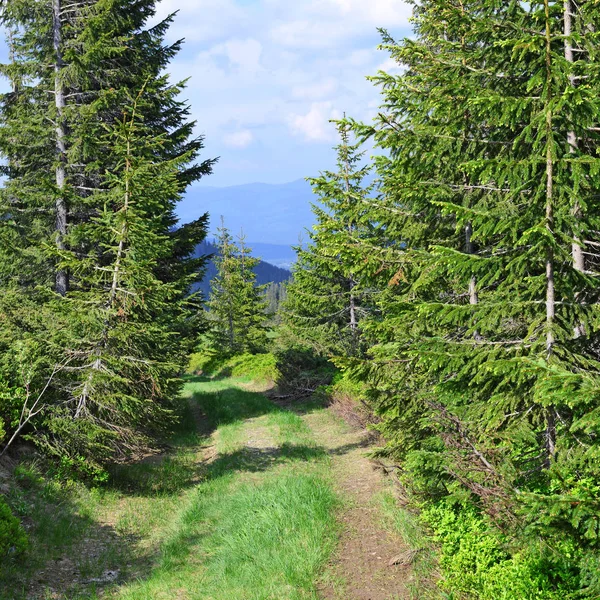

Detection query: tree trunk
xmin=53 ymin=0 xmax=68 ymax=296
xmin=341 ymin=123 xmax=359 ymax=353
xmin=349 ymin=285 xmax=357 ymax=331
xmin=544 ymin=0 xmax=557 ymax=462
xmin=465 ymin=222 xmax=478 ymax=306
xmin=565 ymin=0 xmax=586 ymax=338
xmin=465 ymin=222 xmax=481 ymax=341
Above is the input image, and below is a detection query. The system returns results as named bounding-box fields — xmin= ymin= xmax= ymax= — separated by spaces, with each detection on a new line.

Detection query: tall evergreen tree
xmin=283 ymin=122 xmax=378 ymax=358
xmin=353 ymin=0 xmax=600 ymax=582
xmin=0 ymin=1 xmax=215 ymax=467
xmin=207 ymin=221 xmax=268 ymax=356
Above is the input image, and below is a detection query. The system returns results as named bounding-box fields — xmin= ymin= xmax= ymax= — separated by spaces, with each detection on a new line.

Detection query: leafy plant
xmin=0 ymin=496 xmax=27 ymax=557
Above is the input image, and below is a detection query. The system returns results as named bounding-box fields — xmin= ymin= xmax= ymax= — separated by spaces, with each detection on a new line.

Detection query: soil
xmin=303 ymin=407 xmax=414 ymax=600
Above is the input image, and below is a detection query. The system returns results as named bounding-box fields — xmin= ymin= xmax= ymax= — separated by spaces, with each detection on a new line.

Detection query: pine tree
xmin=283 ymin=122 xmax=378 ymax=358
xmin=355 ymin=0 xmax=600 ymax=576
xmin=207 ymin=221 xmax=268 ymax=356
xmin=265 ymin=281 xmax=287 ymax=323
xmin=0 ymin=1 xmax=215 ymax=467
xmin=0 ymin=0 xmax=213 ymax=291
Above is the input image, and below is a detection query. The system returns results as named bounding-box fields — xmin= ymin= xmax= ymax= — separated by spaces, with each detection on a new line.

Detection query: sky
xmin=151 ymin=0 xmax=413 ymax=187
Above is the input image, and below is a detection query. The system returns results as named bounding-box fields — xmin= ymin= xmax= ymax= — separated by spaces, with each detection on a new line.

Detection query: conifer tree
xmin=283 ymin=122 xmax=377 ymax=358
xmin=355 ymin=0 xmax=600 ymax=572
xmin=0 ymin=1 xmax=215 ymax=466
xmin=207 ymin=221 xmax=268 ymax=356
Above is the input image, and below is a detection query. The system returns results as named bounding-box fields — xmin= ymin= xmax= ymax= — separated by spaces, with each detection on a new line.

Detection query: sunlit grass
xmin=111 ymin=378 xmax=338 ymax=600
xmin=1 ymin=376 xmax=340 ymax=600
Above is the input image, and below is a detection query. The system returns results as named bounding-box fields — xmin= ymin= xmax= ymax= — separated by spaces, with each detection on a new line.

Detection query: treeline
xmin=0 ymin=0 xmax=214 ymax=477
xmin=281 ymin=1 xmax=600 ymax=597
xmin=193 ymin=239 xmax=290 ymax=298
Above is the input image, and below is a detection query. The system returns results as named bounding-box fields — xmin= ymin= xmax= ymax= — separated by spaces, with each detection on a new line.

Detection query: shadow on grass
xmin=0 ymin=462 xmax=154 ymax=600
xmin=1 ymin=380 xmax=359 ymax=600
xmin=207 ymin=442 xmax=327 ymax=476
xmin=107 ymin=388 xmax=332 ymax=498
xmin=188 ymin=382 xmax=285 ymax=428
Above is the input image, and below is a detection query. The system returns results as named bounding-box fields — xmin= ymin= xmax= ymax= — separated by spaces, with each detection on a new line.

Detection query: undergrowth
xmin=0 ymin=495 xmax=27 ymax=558
xmin=188 ymin=351 xmax=279 ymax=382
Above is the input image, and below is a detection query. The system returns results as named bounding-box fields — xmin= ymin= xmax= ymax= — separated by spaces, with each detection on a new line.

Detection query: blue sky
xmin=152 ymin=0 xmax=413 ymax=187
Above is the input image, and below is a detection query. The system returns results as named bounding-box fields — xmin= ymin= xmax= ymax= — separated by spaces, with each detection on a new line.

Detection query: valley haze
xmin=177 ymin=179 xmax=316 ymax=268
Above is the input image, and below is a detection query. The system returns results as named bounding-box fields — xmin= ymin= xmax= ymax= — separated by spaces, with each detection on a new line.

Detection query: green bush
xmin=0 ymin=495 xmax=28 ymax=557
xmin=188 ymin=351 xmax=212 ymax=375
xmin=225 ymin=353 xmax=279 ymax=381
xmin=274 ymin=346 xmax=336 ymax=393
xmin=328 ymin=370 xmax=369 ymax=401
xmin=188 ymin=352 xmax=279 ymax=382
xmin=421 ymin=500 xmax=579 ymax=599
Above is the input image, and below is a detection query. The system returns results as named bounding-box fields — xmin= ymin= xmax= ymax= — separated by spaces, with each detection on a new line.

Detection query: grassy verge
xmin=1 ymin=376 xmax=338 ymax=600
xmin=0 ymin=399 xmax=205 ymax=600
xmin=375 ymin=490 xmax=442 ymax=599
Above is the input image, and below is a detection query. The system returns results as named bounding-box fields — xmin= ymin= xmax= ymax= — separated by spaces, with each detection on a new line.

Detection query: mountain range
xmin=193 ymin=240 xmax=291 ymax=298
xmin=177 ymin=179 xmax=316 ymax=248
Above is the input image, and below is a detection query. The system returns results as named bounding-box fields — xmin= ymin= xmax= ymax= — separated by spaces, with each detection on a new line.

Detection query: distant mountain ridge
xmin=193 ymin=240 xmax=291 ymax=298
xmin=177 ymin=179 xmax=316 ymax=246
xmin=244 ymin=242 xmax=299 ymax=269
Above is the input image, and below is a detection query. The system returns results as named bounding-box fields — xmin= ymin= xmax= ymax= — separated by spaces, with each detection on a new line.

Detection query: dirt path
xmin=2 ymin=378 xmax=418 ymax=600
xmin=302 ymin=407 xmax=414 ymax=600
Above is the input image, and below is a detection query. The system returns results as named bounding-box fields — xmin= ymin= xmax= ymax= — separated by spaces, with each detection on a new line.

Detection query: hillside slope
xmin=193 ymin=240 xmax=291 ymax=297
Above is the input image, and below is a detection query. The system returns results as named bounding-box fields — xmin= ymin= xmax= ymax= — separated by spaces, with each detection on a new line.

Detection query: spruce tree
xmin=283 ymin=122 xmax=377 ymax=358
xmin=0 ymin=1 xmax=215 ymax=467
xmin=207 ymin=221 xmax=268 ymax=356
xmin=354 ymin=0 xmax=600 ymax=579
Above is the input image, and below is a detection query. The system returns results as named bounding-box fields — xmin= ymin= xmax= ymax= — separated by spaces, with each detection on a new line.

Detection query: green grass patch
xmin=184 ymin=376 xmax=277 ymax=426
xmin=188 ymin=352 xmax=279 ymax=383
xmin=2 ymin=375 xmax=340 ymax=600
xmin=115 ymin=471 xmax=337 ymax=600
xmin=111 ymin=378 xmax=338 ymax=599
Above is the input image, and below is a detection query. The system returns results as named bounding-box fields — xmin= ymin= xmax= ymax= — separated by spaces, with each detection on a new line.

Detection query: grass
xmin=1 ymin=371 xmax=433 ymax=600
xmin=376 ymin=489 xmax=443 ymax=599
xmin=1 ymin=376 xmax=339 ymax=600
xmin=187 ymin=352 xmax=280 ymax=383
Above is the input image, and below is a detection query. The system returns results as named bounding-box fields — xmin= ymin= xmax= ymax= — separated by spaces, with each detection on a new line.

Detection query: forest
xmin=1 ymin=0 xmax=600 ymax=599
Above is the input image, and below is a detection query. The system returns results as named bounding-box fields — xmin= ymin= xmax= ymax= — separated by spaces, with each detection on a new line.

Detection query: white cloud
xmin=222 ymin=39 xmax=263 ymax=75
xmin=289 ymin=102 xmax=343 ymax=143
xmin=291 ymin=79 xmax=338 ymax=100
xmin=329 ymin=0 xmax=412 ymax=25
xmin=148 ymin=0 xmax=413 ymax=183
xmin=376 ymin=57 xmax=405 ymax=73
xmin=223 ymin=130 xmax=255 ymax=148
xmin=269 ymin=20 xmax=350 ymax=49
xmin=153 ymin=0 xmax=249 ymax=43
xmin=268 ymin=0 xmax=411 ymax=48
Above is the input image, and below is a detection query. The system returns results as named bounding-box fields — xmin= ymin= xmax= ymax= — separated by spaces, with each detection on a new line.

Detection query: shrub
xmin=188 ymin=351 xmax=212 ymax=375
xmin=275 ymin=346 xmax=336 ymax=394
xmin=329 ymin=370 xmax=369 ymax=402
xmin=421 ymin=500 xmax=579 ymax=599
xmin=225 ymin=353 xmax=279 ymax=381
xmin=0 ymin=495 xmax=28 ymax=557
